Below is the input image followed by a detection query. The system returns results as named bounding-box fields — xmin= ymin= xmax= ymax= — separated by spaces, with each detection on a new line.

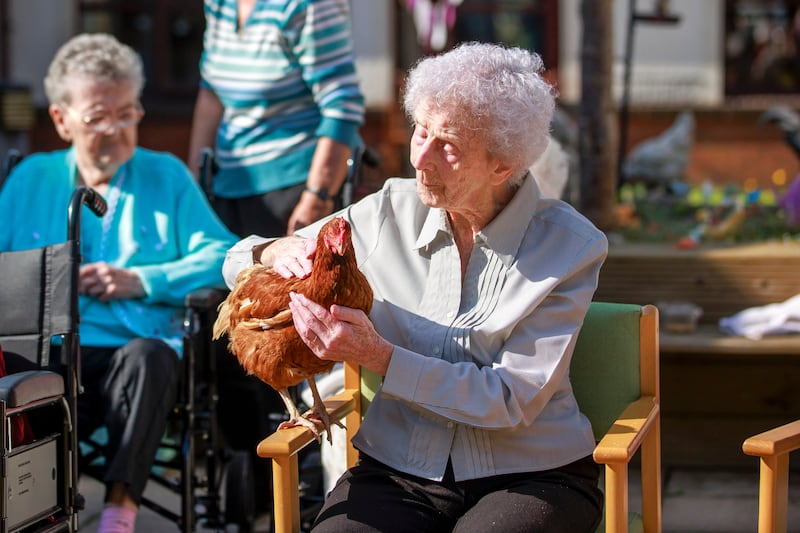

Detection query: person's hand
xmin=79 ymin=262 xmax=145 ymax=301
xmin=288 ymin=291 xmax=393 ymax=375
xmin=286 ymin=192 xmax=333 ymax=234
xmin=258 ymin=236 xmax=316 ymax=279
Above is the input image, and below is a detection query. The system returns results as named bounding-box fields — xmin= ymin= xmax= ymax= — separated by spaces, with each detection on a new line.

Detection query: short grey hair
xmin=44 ymin=33 xmax=145 ymax=105
xmin=402 ymin=42 xmax=556 ymax=185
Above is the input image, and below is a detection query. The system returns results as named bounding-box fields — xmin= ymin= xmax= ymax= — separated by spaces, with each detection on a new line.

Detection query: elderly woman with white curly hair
xmin=223 ymin=41 xmax=608 ymax=532
xmin=0 ymin=33 xmax=236 ymax=533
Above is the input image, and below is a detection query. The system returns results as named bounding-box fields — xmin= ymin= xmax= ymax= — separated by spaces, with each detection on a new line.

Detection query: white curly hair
xmin=44 ymin=33 xmax=144 ymax=105
xmin=402 ymin=42 xmax=556 ymax=186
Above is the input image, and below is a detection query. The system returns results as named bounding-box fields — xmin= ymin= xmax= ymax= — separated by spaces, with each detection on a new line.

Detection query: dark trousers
xmin=212 ymin=182 xmax=306 ymax=238
xmin=78 ymin=338 xmax=180 ymax=503
xmin=312 ymin=454 xmax=604 ymax=533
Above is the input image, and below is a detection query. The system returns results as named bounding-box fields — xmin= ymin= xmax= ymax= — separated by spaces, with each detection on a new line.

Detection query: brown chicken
xmin=212 ymin=217 xmax=373 ymax=443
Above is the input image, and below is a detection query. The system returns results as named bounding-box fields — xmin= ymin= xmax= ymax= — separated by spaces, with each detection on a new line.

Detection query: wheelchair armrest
xmin=185 ymin=287 xmax=228 ymax=312
xmin=0 ymin=370 xmax=65 ymax=408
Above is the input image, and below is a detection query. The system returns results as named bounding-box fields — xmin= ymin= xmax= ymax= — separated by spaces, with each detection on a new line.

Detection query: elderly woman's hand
xmin=257 ymin=236 xmax=316 ymax=279
xmin=288 ymin=291 xmax=393 ymax=375
xmin=79 ymin=262 xmax=145 ymax=301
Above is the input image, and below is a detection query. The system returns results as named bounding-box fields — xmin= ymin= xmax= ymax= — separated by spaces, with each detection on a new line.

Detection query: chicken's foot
xmin=275 ymin=385 xmax=341 ymax=445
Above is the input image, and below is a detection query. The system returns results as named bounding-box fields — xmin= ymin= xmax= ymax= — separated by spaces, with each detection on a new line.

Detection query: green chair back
xmin=570 ymin=302 xmax=643 ymax=441
xmin=360 ymin=367 xmax=380 ymax=414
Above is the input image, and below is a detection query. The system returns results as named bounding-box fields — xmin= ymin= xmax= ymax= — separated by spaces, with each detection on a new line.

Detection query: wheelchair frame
xmin=0 ymin=186 xmax=106 ymax=533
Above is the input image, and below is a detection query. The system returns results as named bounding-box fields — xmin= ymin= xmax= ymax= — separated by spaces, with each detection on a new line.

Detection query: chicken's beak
xmin=330 ymin=239 xmax=346 ymax=255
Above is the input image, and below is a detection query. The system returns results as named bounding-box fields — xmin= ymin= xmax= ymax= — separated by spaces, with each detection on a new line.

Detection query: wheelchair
xmin=1 ymin=152 xmax=255 ymax=532
xmin=0 ymin=186 xmax=106 ymax=533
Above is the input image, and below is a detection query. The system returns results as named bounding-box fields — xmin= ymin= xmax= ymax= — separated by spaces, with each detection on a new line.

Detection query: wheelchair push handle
xmin=199 ymin=146 xmax=218 ymax=202
xmin=68 ymin=186 xmax=107 ymax=240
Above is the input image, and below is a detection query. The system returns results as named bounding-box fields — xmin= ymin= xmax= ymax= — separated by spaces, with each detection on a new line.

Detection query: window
xmin=725 ymin=0 xmax=800 ymax=95
xmin=79 ymin=0 xmax=205 ymax=112
xmin=451 ymin=0 xmax=558 ymax=72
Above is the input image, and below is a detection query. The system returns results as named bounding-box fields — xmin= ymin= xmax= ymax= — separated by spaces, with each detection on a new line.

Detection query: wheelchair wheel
xmin=224 ymin=449 xmax=256 ymax=532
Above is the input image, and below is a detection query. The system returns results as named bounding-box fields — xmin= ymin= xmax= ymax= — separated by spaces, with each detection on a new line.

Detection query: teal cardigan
xmin=0 ymin=147 xmax=237 ymax=354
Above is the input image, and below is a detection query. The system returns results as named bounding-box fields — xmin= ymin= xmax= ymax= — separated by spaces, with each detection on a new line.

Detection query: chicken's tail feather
xmin=239 ymin=308 xmax=292 ymax=331
xmin=212 ymin=299 xmax=231 ymax=340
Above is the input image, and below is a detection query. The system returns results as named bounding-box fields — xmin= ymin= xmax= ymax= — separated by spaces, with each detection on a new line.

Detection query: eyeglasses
xmin=62 ymin=103 xmax=144 ymax=134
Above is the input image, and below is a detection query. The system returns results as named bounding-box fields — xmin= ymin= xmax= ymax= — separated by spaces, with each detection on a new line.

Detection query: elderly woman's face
xmin=51 ymin=78 xmax=141 ymax=179
xmin=410 ymin=107 xmax=507 ymax=215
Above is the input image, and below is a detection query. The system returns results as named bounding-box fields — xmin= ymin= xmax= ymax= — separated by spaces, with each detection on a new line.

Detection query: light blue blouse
xmin=223 ymin=175 xmax=608 ymax=480
xmin=0 ymin=147 xmax=238 ymax=354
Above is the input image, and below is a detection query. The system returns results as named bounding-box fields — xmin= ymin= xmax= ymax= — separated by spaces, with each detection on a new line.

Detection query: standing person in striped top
xmin=187 ymin=0 xmax=365 ymax=520
xmin=188 ymin=0 xmax=365 ymax=238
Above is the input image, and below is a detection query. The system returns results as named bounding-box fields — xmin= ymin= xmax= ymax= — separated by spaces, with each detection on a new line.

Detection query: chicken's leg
xmin=304 ymin=376 xmax=344 ymax=444
xmin=275 ymin=384 xmax=340 ymax=444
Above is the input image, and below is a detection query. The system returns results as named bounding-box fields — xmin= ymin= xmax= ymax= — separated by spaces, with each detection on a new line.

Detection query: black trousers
xmin=312 ymin=454 xmax=604 ymax=533
xmin=212 ymin=181 xmax=344 ymax=238
xmin=78 ymin=338 xmax=180 ymax=503
xmin=212 ymin=182 xmax=306 ymax=238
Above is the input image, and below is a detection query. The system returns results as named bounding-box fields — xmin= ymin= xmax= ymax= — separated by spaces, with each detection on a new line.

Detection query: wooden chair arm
xmin=257 ymin=389 xmax=358 ymax=458
xmin=256 ymin=388 xmax=359 ymax=533
xmin=593 ymin=396 xmax=660 ymax=464
xmin=593 ymin=396 xmax=662 ymax=533
xmin=742 ymin=419 xmax=800 ymax=533
xmin=743 ymin=419 xmax=800 ymax=458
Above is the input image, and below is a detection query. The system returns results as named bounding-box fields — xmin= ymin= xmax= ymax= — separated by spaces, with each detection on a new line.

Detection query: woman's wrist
xmin=252 ymin=241 xmax=273 ymax=264
xmin=304 ymin=183 xmax=330 ymax=201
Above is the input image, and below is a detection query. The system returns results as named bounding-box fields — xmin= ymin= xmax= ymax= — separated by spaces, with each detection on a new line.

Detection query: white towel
xmin=719 ymin=293 xmax=800 ymax=340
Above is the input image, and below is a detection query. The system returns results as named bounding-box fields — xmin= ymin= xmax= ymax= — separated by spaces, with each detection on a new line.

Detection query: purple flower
xmin=779 ymin=173 xmax=800 ymax=226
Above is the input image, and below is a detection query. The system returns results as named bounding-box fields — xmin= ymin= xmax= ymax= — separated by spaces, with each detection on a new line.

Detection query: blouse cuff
xmin=380 ymin=345 xmax=426 ymax=402
xmin=222 ymin=235 xmax=276 ymax=288
xmin=316 ymin=118 xmax=361 ymax=148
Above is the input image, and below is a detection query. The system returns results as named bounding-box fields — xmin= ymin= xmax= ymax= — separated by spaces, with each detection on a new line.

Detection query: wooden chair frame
xmin=257 ymin=303 xmax=662 ymax=533
xmin=592 ymin=304 xmax=661 ymax=533
xmin=742 ymin=419 xmax=800 ymax=533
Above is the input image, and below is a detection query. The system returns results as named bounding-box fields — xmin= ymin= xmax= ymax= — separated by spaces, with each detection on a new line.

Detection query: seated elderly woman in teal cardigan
xmin=0 ymin=33 xmax=237 ymax=533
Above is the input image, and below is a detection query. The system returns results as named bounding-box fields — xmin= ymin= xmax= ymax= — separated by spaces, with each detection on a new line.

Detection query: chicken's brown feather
xmin=212 ymin=217 xmax=373 ymax=395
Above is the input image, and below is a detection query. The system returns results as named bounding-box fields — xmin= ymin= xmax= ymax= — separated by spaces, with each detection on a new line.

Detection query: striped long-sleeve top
xmin=200 ymin=0 xmax=365 ymax=198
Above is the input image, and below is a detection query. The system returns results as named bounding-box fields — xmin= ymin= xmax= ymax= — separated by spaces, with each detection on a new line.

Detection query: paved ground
xmin=654 ymin=466 xmax=799 ymax=532
xmin=74 ymin=464 xmax=800 ymax=532
xmin=76 ymin=473 xmax=272 ymax=533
